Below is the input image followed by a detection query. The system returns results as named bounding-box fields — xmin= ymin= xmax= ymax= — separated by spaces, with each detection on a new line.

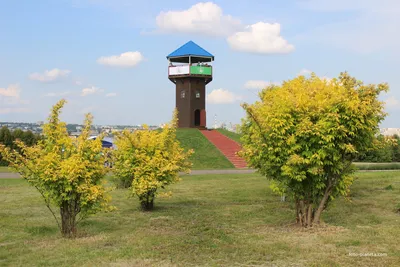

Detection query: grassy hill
xmin=216 ymin=128 xmax=242 ymax=143
xmin=175 ymin=129 xmax=234 ymax=169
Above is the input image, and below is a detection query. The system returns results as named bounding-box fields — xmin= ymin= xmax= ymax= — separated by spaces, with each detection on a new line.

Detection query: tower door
xmin=200 ymin=109 xmax=206 ymax=127
xmin=194 ymin=109 xmax=201 ymax=126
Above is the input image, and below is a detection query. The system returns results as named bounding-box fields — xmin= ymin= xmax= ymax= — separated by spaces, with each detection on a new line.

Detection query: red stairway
xmin=200 ymin=130 xmax=248 ymax=168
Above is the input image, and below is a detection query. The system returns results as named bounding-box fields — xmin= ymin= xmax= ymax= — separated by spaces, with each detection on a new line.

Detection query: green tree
xmin=21 ymin=130 xmax=37 ymax=146
xmin=357 ymin=135 xmax=398 ymax=162
xmin=0 ymin=126 xmax=13 ymax=166
xmin=392 ymin=135 xmax=400 ymax=162
xmin=0 ymin=126 xmax=13 ymax=147
xmin=0 ymin=127 xmax=42 ymax=166
xmin=113 ymin=110 xmax=193 ymax=211
xmin=370 ymin=135 xmax=393 ymax=162
xmin=239 ymin=72 xmax=388 ymax=227
xmin=0 ymin=100 xmax=113 ymax=238
xmin=12 ymin=128 xmax=24 ymax=142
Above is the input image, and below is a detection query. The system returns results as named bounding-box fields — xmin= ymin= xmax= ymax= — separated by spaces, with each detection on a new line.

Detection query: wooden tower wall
xmin=175 ymin=77 xmax=206 ymax=128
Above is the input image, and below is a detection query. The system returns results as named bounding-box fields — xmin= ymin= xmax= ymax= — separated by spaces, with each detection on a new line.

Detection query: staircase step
xmin=200 ymin=130 xmax=247 ymax=169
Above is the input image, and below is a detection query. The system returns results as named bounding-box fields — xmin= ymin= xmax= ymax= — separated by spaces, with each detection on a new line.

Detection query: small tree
xmin=239 ymin=72 xmax=388 ymax=227
xmin=113 ymin=110 xmax=193 ymax=211
xmin=0 ymin=100 xmax=113 ymax=237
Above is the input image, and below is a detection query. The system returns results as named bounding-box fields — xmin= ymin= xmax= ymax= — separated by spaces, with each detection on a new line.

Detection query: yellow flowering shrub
xmin=240 ymin=72 xmax=388 ymax=227
xmin=0 ymin=100 xmax=113 ymax=237
xmin=113 ymin=110 xmax=193 ymax=210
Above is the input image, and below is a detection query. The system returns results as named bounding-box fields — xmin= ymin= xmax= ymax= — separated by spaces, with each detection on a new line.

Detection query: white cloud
xmin=81 ymin=86 xmax=103 ymax=96
xmin=43 ymin=91 xmax=71 ymax=97
xmin=0 ymin=84 xmax=29 ymax=113
xmin=155 ymin=2 xmax=243 ymax=37
xmin=105 ymin=92 xmax=117 ymax=97
xmin=244 ymin=80 xmax=280 ymax=90
xmin=207 ymin=89 xmax=242 ymax=104
xmin=29 ymin=68 xmax=71 ymax=82
xmin=227 ymin=22 xmax=295 ymax=54
xmin=155 ymin=3 xmax=294 ymax=55
xmin=0 ymin=84 xmax=20 ymax=98
xmin=385 ymin=96 xmax=400 ymax=109
xmin=0 ymin=84 xmax=27 ymax=105
xmin=97 ymin=51 xmax=144 ymax=67
xmin=298 ymin=69 xmax=312 ymax=76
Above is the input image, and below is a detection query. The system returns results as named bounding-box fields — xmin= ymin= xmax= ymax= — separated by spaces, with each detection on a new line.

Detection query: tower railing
xmin=168 ymin=63 xmax=212 ymax=77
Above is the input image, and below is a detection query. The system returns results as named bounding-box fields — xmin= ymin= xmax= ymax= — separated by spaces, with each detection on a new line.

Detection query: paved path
xmin=0 ymin=173 xmax=21 ymax=178
xmin=200 ymin=130 xmax=247 ymax=168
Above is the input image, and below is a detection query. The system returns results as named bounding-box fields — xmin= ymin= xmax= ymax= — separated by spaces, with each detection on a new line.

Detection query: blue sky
xmin=1 ymin=0 xmax=400 ymax=127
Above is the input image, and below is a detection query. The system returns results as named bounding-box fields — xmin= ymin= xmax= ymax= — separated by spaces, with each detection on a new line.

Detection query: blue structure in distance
xmin=167 ymin=41 xmax=214 ymax=63
xmin=88 ymin=136 xmax=115 ymax=149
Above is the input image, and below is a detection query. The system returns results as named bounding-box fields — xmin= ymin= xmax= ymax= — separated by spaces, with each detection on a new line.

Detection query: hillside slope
xmin=216 ymin=128 xmax=242 ymax=144
xmin=176 ymin=129 xmax=234 ymax=169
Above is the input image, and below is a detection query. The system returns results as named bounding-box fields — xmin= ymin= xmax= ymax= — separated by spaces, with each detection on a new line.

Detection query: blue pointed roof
xmin=167 ymin=41 xmax=214 ymax=60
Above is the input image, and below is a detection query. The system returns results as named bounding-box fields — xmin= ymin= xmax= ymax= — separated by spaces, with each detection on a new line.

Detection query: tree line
xmin=356 ymin=134 xmax=400 ymax=162
xmin=0 ymin=126 xmax=41 ymax=166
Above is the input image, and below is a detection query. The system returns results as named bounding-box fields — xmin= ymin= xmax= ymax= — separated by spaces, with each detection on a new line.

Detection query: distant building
xmin=380 ymin=128 xmax=400 ymax=136
xmin=70 ymin=132 xmax=81 ymax=137
xmin=89 ymin=130 xmax=99 ymax=136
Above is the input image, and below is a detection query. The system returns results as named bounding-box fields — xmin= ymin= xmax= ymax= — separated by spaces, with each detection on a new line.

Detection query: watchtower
xmin=167 ymin=41 xmax=214 ymax=128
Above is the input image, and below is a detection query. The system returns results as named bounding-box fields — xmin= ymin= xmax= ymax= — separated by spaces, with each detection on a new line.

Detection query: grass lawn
xmin=216 ymin=128 xmax=242 ymax=144
xmin=1 ymin=172 xmax=400 ymax=266
xmin=176 ymin=129 xmax=234 ymax=169
xmin=0 ymin=166 xmax=10 ymax=173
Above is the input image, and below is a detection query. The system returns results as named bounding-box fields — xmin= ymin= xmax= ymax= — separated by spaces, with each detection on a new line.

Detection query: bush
xmin=239 ymin=72 xmax=388 ymax=227
xmin=0 ymin=100 xmax=113 ymax=238
xmin=112 ymin=110 xmax=193 ymax=211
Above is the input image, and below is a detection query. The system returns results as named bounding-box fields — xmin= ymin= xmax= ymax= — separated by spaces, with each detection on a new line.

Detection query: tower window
xmin=181 ymin=90 xmax=185 ymax=98
xmin=196 ymin=91 xmax=200 ymax=98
